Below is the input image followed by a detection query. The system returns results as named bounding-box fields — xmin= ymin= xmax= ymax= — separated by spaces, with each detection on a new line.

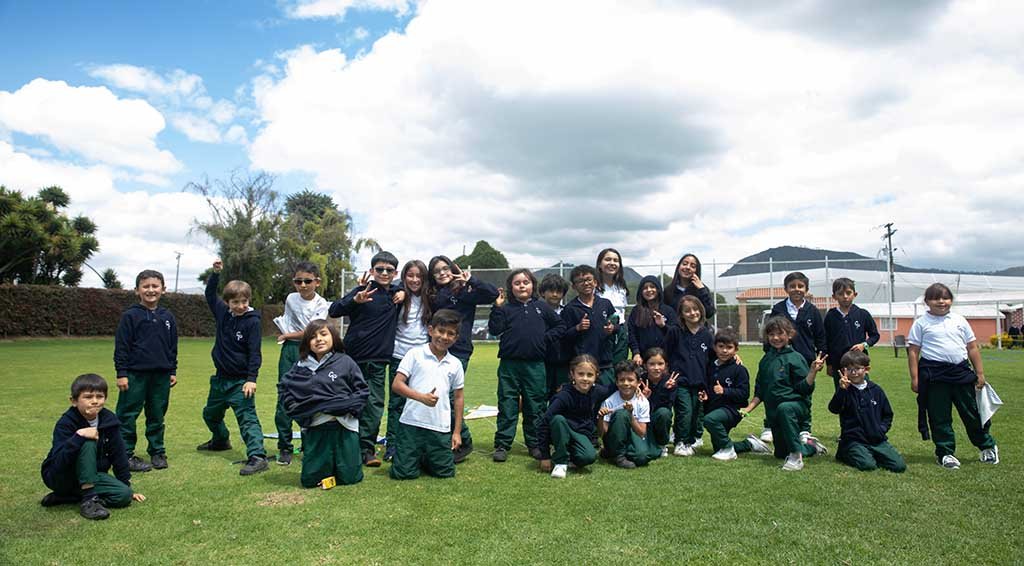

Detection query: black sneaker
xmin=614 ymin=455 xmax=637 ymax=469
xmin=80 ymin=496 xmax=110 ymax=520
xmin=492 ymin=447 xmax=508 ymax=462
xmin=128 ymin=456 xmax=153 ymax=472
xmin=150 ymin=453 xmax=168 ymax=470
xmin=383 ymin=445 xmax=396 ymax=462
xmin=277 ymin=449 xmax=293 ymax=466
xmin=239 ymin=455 xmax=269 ymax=476
xmin=528 ymin=446 xmax=544 ymax=460
xmin=196 ymin=439 xmax=232 ymax=451
xmin=40 ymin=492 xmax=79 ymax=507
xmin=363 ymin=451 xmax=382 ymax=467
xmin=453 ymin=442 xmax=473 ymax=464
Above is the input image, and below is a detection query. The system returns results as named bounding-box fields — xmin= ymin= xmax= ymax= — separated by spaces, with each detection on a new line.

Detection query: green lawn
xmin=0 ymin=338 xmax=1021 ymax=565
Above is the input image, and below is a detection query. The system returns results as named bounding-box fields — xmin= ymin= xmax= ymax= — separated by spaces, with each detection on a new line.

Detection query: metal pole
xmin=768 ymin=257 xmax=774 ymax=304
xmin=174 ymin=251 xmax=182 ymax=293
xmin=996 ymin=301 xmax=1003 ymax=350
xmin=824 ymin=255 xmax=830 ymax=311
xmin=712 ymin=258 xmax=718 ymax=329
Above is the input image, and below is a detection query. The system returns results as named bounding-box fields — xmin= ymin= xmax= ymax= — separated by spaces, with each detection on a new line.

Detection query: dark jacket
xmin=828 ymin=380 xmax=893 ymax=446
xmin=644 ymin=375 xmax=676 ymax=413
xmin=560 ymin=296 xmax=616 ymax=366
xmin=768 ymin=299 xmax=825 ymax=363
xmin=754 ymin=346 xmax=813 ymax=420
xmin=824 ymin=305 xmax=880 ymax=368
xmin=628 ymin=276 xmax=678 ymax=358
xmin=536 ymin=383 xmax=616 ymax=459
xmin=329 ymin=281 xmax=401 ymax=362
xmin=431 ymin=276 xmax=499 ymax=360
xmin=664 ymin=284 xmax=716 ymax=320
xmin=664 ymin=324 xmax=714 ymax=387
xmin=41 ymin=407 xmax=130 ymax=491
xmin=114 ymin=303 xmax=178 ymax=376
xmin=278 ymin=352 xmax=369 ymax=428
xmin=488 ymin=298 xmax=565 ymax=361
xmin=206 ymin=273 xmax=262 ymax=382
xmin=704 ymin=357 xmax=750 ymax=417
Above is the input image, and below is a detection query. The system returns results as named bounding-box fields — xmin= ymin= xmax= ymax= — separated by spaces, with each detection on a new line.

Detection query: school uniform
xmin=597 ymin=283 xmax=629 ymax=364
xmin=828 ymin=379 xmax=905 ymax=472
xmin=561 ymin=295 xmax=617 ymax=385
xmin=113 ymin=303 xmax=177 ymax=458
xmin=740 ymin=346 xmax=817 ymax=459
xmin=600 ymin=391 xmax=661 ymax=465
xmin=488 ymin=298 xmax=565 ymax=451
xmin=823 ymin=304 xmax=880 ymax=387
xmin=386 ymin=295 xmax=430 ymax=450
xmin=544 ymin=304 xmax=570 ymax=397
xmin=769 ymin=298 xmax=824 ymax=433
xmin=628 ymin=276 xmax=678 ymax=360
xmin=908 ymin=312 xmax=996 ymax=458
xmin=389 ymin=344 xmax=465 ymax=479
xmin=536 ymin=383 xmax=615 ymax=467
xmin=702 ymin=358 xmax=750 ymax=452
xmin=330 ymin=280 xmax=401 ymax=458
xmin=279 ymin=352 xmax=369 ymax=486
xmin=41 ymin=407 xmax=134 ymax=508
xmin=202 ymin=273 xmax=266 ymax=458
xmin=665 ymin=324 xmax=714 ymax=446
xmin=664 ymin=284 xmax=716 ymax=320
xmin=275 ymin=291 xmax=329 ymax=453
xmin=643 ymin=376 xmax=676 ymax=448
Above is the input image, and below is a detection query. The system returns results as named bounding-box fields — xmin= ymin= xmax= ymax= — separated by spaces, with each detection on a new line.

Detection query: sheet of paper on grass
xmin=976 ymin=383 xmax=1003 ymax=425
xmin=264 ymin=432 xmax=303 ymax=439
xmin=465 ymin=405 xmax=498 ymax=420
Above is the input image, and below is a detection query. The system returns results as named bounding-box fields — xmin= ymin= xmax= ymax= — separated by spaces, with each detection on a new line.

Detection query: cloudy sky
xmin=2 ymin=0 xmax=1023 ymax=289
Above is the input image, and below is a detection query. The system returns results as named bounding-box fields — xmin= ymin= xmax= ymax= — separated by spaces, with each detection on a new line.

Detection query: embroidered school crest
xmin=235 ymin=331 xmax=243 ymax=341
xmin=165 ymin=320 xmax=171 ymax=331
xmin=854 ymin=320 xmax=861 ymax=329
xmin=700 ymin=343 xmax=708 ymax=352
xmin=535 ymin=307 xmax=542 ymax=315
xmin=328 ymin=371 xmax=338 ymax=382
xmin=806 ymin=318 xmax=813 ymax=327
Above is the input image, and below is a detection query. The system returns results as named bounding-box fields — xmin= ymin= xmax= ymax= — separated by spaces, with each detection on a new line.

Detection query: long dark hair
xmin=595 ymin=248 xmax=628 ymax=295
xmin=505 ymin=268 xmax=539 ymax=301
xmin=427 ymin=255 xmax=461 ymax=305
xmin=400 ymin=260 xmax=432 ymax=326
xmin=632 ymin=276 xmax=663 ymax=328
xmin=299 ymin=319 xmax=345 ymax=359
xmin=664 ymin=253 xmax=702 ymax=306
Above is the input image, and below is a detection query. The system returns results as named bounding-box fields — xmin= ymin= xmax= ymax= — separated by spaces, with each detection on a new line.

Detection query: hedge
xmin=0 ymin=285 xmax=284 ymax=338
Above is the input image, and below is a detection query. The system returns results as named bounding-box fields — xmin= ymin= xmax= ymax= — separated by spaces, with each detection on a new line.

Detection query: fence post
xmin=824 ymin=255 xmax=830 ymax=311
xmin=712 ymin=258 xmax=718 ymax=329
xmin=996 ymin=301 xmax=1002 ymax=350
xmin=768 ymin=257 xmax=774 ymax=304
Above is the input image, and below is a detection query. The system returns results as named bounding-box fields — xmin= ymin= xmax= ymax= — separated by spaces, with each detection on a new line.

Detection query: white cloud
xmin=170 ymin=113 xmax=222 ymax=143
xmin=88 ymin=64 xmax=202 ymax=98
xmin=285 ymin=0 xmax=412 ymax=20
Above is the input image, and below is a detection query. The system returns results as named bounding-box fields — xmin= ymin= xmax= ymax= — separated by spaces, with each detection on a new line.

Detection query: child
xmin=828 ymin=350 xmax=905 ymax=472
xmin=488 ymin=269 xmax=565 ymax=462
xmin=113 ymin=269 xmax=177 ymax=472
xmin=824 ymin=278 xmax=879 ymax=390
xmin=389 ymin=309 xmax=466 ymax=480
xmin=639 ymin=348 xmax=677 ymax=457
xmin=700 ymin=329 xmax=769 ymax=460
xmin=539 ymin=273 xmax=571 ymax=396
xmin=595 ymin=248 xmax=630 ymax=365
xmin=597 ymin=361 xmax=661 ymax=468
xmin=427 ymin=255 xmax=500 ymax=463
xmin=665 ymin=295 xmax=714 ymax=456
xmin=662 ymin=253 xmax=716 ymax=319
xmin=385 ymin=259 xmax=432 ymax=462
xmin=273 ymin=261 xmax=329 ymax=465
xmin=908 ymin=283 xmax=999 ymax=469
xmin=561 ymin=265 xmax=617 ymax=386
xmin=40 ymin=374 xmax=145 ymax=520
xmin=329 ymin=251 xmax=403 ymax=467
xmin=628 ymin=276 xmax=677 ymax=366
xmin=278 ymin=320 xmax=369 ymax=487
xmin=198 ymin=260 xmax=268 ymax=476
xmin=741 ymin=316 xmax=827 ymax=471
xmin=535 ymin=355 xmax=617 ymax=478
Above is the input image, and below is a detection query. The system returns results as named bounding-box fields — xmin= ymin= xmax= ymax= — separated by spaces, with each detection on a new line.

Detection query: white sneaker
xmin=550 ymin=464 xmax=568 ymax=479
xmin=660 ymin=447 xmax=669 ymax=458
xmin=782 ymin=452 xmax=804 ymax=471
xmin=691 ymin=438 xmax=704 ymax=449
xmin=745 ymin=434 xmax=771 ymax=454
xmin=798 ymin=430 xmax=811 ymax=444
xmin=711 ymin=446 xmax=737 ymax=461
xmin=980 ymin=446 xmax=999 ymax=465
xmin=673 ymin=442 xmax=687 ymax=456
xmin=803 ymin=435 xmax=828 ymax=456
xmin=760 ymin=428 xmax=773 ymax=443
xmin=938 ymin=455 xmax=960 ymax=469
xmin=668 ymin=432 xmax=675 ymax=444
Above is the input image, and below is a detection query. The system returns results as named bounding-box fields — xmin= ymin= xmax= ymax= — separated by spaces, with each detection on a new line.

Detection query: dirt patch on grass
xmin=257 ymin=491 xmax=307 ymax=507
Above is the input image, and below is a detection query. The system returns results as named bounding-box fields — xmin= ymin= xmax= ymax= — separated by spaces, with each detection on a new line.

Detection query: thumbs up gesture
xmin=713 ymin=380 xmax=724 ymax=395
xmin=577 ymin=314 xmax=590 ymax=332
xmin=421 ymin=387 xmax=439 ymax=407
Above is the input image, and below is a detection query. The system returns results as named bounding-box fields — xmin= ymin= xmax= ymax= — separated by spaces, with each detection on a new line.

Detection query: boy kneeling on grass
xmin=40 ymin=374 xmax=146 ymax=520
xmin=829 ymin=350 xmax=906 ymax=473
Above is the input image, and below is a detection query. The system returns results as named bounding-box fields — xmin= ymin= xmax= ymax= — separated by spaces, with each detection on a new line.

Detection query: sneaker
xmin=782 ymin=452 xmax=804 ymax=471
xmin=980 ymin=446 xmax=1000 ymax=465
xmin=681 ymin=444 xmax=695 ymax=457
xmin=453 ymin=442 xmax=473 ymax=464
xmin=277 ymin=450 xmax=292 ymax=466
xmin=40 ymin=492 xmax=79 ymax=507
xmin=383 ymin=445 xmax=396 ymax=462
xmin=798 ymin=430 xmax=811 ymax=444
xmin=550 ymin=464 xmax=568 ymax=479
xmin=493 ymin=447 xmax=508 ymax=463
xmin=239 ymin=455 xmax=269 ymax=476
xmin=712 ymin=446 xmax=738 ymax=461
xmin=760 ymin=428 xmax=773 ymax=443
xmin=745 ymin=434 xmax=771 ymax=454
xmin=528 ymin=446 xmax=544 ymax=460
xmin=938 ymin=454 xmax=961 ymax=469
xmin=660 ymin=447 xmax=669 ymax=458
xmin=196 ymin=439 xmax=232 ymax=451
xmin=691 ymin=438 xmax=704 ymax=449
xmin=128 ymin=456 xmax=153 ymax=473
xmin=151 ymin=453 xmax=168 ymax=470
xmin=614 ymin=455 xmax=637 ymax=469
xmin=79 ymin=496 xmax=110 ymax=520
xmin=803 ymin=435 xmax=828 ymax=456
xmin=363 ymin=451 xmax=382 ymax=467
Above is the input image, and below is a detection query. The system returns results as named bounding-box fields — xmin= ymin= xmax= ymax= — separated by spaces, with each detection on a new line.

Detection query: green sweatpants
xmin=275 ymin=340 xmax=301 ymax=452
xmin=646 ymin=407 xmax=673 ymax=448
xmin=673 ymin=387 xmax=703 ymax=445
xmin=603 ymin=410 xmax=660 ymax=465
xmin=703 ymin=407 xmax=743 ymax=452
xmin=389 ymin=421 xmax=455 ymax=480
xmin=926 ymin=381 xmax=996 ymax=458
xmin=548 ymin=415 xmax=597 ymax=467
xmin=836 ymin=440 xmax=906 ymax=472
xmin=301 ymin=422 xmax=363 ymax=488
xmin=357 ymin=361 xmax=387 ymax=456
xmin=611 ymin=324 xmax=629 ymax=365
xmin=385 ymin=357 xmax=407 ymax=449
xmin=202 ymin=375 xmax=266 ymax=458
xmin=453 ymin=356 xmax=472 ymax=447
xmin=598 ymin=366 xmax=615 ymax=387
xmin=494 ymin=359 xmax=548 ymax=450
xmin=51 ymin=440 xmax=133 ymax=507
xmin=545 ymin=362 xmax=569 ymax=398
xmin=767 ymin=401 xmax=816 ymax=459
xmin=115 ymin=370 xmax=171 ymax=457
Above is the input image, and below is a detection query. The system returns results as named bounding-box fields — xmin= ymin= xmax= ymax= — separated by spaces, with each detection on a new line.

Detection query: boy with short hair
xmin=828 ymin=350 xmax=906 ymax=472
xmin=701 ymin=329 xmax=770 ymax=460
xmin=41 ymin=374 xmax=145 ymax=520
xmin=197 ymin=260 xmax=268 ymax=476
xmin=389 ymin=309 xmax=465 ymax=480
xmin=824 ymin=278 xmax=880 ymax=390
xmin=273 ymin=261 xmax=329 ymax=465
xmin=328 ymin=251 xmax=403 ymax=467
xmin=561 ymin=265 xmax=617 ymax=386
xmin=540 ymin=273 xmax=570 ymax=396
xmin=597 ymin=361 xmax=661 ymax=468
xmin=114 ymin=269 xmax=178 ymax=472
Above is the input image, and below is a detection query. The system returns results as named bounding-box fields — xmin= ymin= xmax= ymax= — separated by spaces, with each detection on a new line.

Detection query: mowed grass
xmin=0 ymin=338 xmax=1021 ymax=565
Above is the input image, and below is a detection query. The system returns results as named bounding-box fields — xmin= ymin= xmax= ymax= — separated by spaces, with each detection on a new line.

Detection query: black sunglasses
xmin=374 ymin=266 xmax=396 ymax=274
xmin=292 ymin=278 xmax=316 ymax=285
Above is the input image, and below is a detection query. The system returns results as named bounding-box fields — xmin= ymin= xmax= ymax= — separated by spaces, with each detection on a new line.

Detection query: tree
xmin=454 ymin=240 xmax=509 ymax=269
xmin=101 ymin=268 xmax=123 ymax=289
xmin=0 ymin=185 xmax=99 ymax=286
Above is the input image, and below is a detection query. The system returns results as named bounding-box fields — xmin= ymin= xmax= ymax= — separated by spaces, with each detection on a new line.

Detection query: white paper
xmin=464 ymin=405 xmax=499 ymax=420
xmin=976 ymin=383 xmax=1003 ymax=426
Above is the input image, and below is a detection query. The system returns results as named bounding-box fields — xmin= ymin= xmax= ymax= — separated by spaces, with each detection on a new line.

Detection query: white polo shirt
xmin=907 ymin=311 xmax=975 ymax=364
xmin=280 ymin=292 xmax=330 ymax=334
xmin=600 ymin=391 xmax=651 ymax=423
xmin=397 ymin=343 xmax=465 ymax=433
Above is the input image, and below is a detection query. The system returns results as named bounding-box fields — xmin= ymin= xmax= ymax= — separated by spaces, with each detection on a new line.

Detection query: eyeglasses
xmin=846 ymin=367 xmax=867 ymax=374
xmin=374 ymin=266 xmax=396 ymax=274
xmin=432 ymin=266 xmax=452 ymax=275
xmin=573 ymin=277 xmax=596 ymax=286
xmin=292 ymin=278 xmax=316 ymax=285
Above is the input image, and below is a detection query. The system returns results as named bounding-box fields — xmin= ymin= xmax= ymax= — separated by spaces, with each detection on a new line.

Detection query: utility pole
xmin=882 ymin=223 xmax=897 ymax=348
xmin=174 ymin=251 xmax=183 ymax=293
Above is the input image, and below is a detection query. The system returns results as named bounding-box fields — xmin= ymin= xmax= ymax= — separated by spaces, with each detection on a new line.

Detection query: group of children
xmin=39 ymin=250 xmax=1000 ymax=519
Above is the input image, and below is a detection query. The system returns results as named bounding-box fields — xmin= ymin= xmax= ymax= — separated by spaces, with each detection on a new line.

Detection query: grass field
xmin=0 ymin=338 xmax=1021 ymax=565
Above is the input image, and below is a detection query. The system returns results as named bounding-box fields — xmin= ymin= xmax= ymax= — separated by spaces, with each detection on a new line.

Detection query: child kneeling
xmin=279 ymin=320 xmax=369 ymax=488
xmin=829 ymin=350 xmax=905 ymax=472
xmin=701 ymin=329 xmax=771 ymax=460
xmin=598 ymin=361 xmax=662 ymax=468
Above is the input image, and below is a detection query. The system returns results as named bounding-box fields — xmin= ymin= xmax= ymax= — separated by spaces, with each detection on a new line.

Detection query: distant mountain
xmin=719 ymin=246 xmax=1014 ymax=277
xmin=990 ymin=265 xmax=1024 ymax=277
